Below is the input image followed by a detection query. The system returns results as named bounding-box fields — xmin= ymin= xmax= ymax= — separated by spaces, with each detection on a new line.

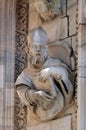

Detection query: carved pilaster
xmin=14 ymin=0 xmax=28 ymax=130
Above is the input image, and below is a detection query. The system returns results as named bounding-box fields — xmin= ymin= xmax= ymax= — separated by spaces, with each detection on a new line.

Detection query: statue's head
xmin=32 ymin=0 xmax=62 ymax=22
xmin=27 ymin=27 xmax=48 ymax=68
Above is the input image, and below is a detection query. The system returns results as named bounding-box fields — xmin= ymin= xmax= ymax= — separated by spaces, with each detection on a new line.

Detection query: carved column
xmin=0 ymin=0 xmax=15 ymax=129
xmin=78 ymin=0 xmax=86 ymax=130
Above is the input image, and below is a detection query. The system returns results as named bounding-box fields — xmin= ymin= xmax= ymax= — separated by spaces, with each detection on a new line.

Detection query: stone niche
xmin=27 ymin=0 xmax=78 ymax=130
xmin=15 ymin=0 xmax=78 ymax=130
xmin=26 ymin=40 xmax=77 ymax=130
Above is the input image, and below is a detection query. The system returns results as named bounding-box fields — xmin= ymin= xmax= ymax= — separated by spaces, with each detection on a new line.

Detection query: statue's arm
xmin=50 ymin=67 xmax=73 ymax=104
xmin=16 ymin=84 xmax=54 ymax=109
xmin=39 ymin=66 xmax=73 ymax=104
xmin=16 ymin=84 xmax=37 ymax=106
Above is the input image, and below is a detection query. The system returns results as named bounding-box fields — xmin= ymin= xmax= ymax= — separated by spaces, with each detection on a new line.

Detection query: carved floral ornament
xmin=29 ymin=0 xmax=63 ymax=21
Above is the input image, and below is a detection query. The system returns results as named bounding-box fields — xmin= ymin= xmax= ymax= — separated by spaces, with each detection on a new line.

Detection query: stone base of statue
xmin=26 ymin=103 xmax=77 ymax=130
xmin=26 ymin=113 xmax=76 ymax=130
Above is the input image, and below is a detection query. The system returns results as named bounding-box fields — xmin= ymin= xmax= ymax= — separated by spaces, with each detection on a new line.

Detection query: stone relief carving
xmin=15 ymin=27 xmax=74 ymax=124
xmin=30 ymin=0 xmax=65 ymax=22
xmin=15 ymin=0 xmax=28 ymax=129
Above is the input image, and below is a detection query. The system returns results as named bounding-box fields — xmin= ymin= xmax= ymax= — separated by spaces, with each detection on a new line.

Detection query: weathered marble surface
xmin=78 ymin=9 xmax=86 ymax=129
xmin=15 ymin=0 xmax=78 ymax=129
xmin=0 ymin=0 xmax=15 ymax=129
xmin=27 ymin=115 xmax=72 ymax=130
xmin=15 ymin=27 xmax=74 ymax=126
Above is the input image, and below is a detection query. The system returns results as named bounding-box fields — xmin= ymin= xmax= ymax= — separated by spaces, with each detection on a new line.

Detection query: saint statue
xmin=32 ymin=0 xmax=62 ymax=21
xmin=15 ymin=27 xmax=73 ymax=122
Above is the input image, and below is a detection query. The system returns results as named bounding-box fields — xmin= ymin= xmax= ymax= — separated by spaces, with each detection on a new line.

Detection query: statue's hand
xmin=38 ymin=68 xmax=51 ymax=82
xmin=35 ymin=91 xmax=53 ymax=99
xmin=38 ymin=67 xmax=61 ymax=82
xmin=49 ymin=67 xmax=62 ymax=80
xmin=35 ymin=91 xmax=55 ymax=109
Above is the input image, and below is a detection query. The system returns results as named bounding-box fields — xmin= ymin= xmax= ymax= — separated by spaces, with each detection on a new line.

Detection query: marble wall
xmin=0 ymin=0 xmax=86 ymax=130
xmin=29 ymin=0 xmax=78 ymax=102
xmin=78 ymin=0 xmax=86 ymax=130
xmin=26 ymin=0 xmax=78 ymax=130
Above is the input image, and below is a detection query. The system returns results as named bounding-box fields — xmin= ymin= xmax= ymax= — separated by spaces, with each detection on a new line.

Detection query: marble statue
xmin=32 ymin=0 xmax=62 ymax=21
xmin=15 ymin=27 xmax=73 ymax=122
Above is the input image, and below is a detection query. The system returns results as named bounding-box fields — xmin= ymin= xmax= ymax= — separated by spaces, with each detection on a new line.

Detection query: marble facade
xmin=24 ymin=1 xmax=78 ymax=129
xmin=0 ymin=0 xmax=86 ymax=130
xmin=0 ymin=0 xmax=15 ymax=129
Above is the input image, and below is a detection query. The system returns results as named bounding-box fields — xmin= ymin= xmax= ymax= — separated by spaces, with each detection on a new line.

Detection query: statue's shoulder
xmin=15 ymin=68 xmax=32 ymax=87
xmin=49 ymin=57 xmax=62 ymax=62
xmin=47 ymin=57 xmax=71 ymax=73
xmin=47 ymin=57 xmax=63 ymax=66
xmin=22 ymin=68 xmax=30 ymax=75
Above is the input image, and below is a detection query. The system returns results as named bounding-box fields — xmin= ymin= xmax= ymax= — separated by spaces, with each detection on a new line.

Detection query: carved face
xmin=32 ymin=0 xmax=62 ymax=21
xmin=29 ymin=42 xmax=48 ymax=68
xmin=33 ymin=0 xmax=49 ymax=21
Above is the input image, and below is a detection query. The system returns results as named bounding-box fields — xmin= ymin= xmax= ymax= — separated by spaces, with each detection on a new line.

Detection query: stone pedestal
xmin=26 ymin=115 xmax=76 ymax=130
